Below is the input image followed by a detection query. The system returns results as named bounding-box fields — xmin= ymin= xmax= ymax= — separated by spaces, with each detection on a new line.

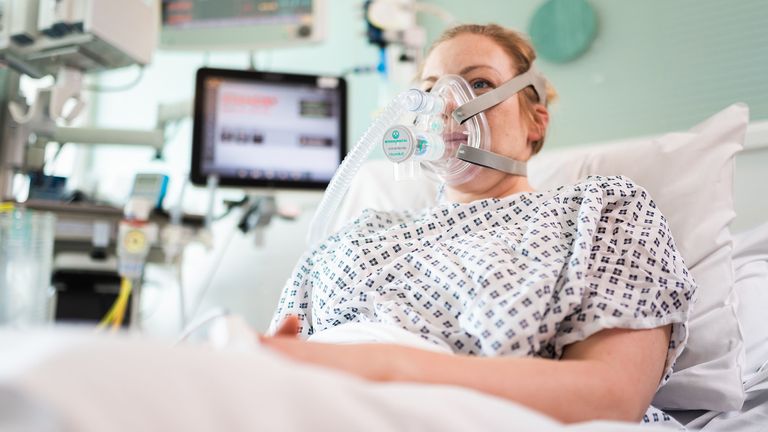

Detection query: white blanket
xmin=0 ymin=329 xmax=670 ymax=432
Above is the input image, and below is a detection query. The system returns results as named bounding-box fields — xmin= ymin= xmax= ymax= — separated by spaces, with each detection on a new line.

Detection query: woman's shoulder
xmin=550 ymin=175 xmax=654 ymax=203
xmin=545 ymin=174 xmax=665 ymax=219
xmin=568 ymin=174 xmax=644 ymax=193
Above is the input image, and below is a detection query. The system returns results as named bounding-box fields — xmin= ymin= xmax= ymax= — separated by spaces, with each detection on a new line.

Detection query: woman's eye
xmin=471 ymin=80 xmax=492 ymax=91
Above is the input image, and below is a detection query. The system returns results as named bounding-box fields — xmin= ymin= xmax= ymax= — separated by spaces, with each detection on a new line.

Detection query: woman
xmin=264 ymin=24 xmax=695 ymax=425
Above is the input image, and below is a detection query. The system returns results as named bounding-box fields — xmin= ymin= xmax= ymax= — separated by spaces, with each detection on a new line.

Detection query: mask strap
xmin=452 ymin=66 xmax=547 ymax=125
xmin=456 ymin=145 xmax=527 ymax=177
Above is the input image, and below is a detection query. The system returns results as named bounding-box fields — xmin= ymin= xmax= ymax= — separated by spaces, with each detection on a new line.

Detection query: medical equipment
xmin=42 ymin=198 xmax=205 ymax=329
xmin=191 ymin=67 xmax=346 ymax=240
xmin=191 ymin=67 xmax=347 ymax=189
xmin=0 ymin=205 xmax=56 ymax=326
xmin=0 ymin=0 xmax=159 ymax=200
xmin=362 ymin=0 xmax=454 ymax=88
xmin=0 ymin=0 xmax=185 ymax=331
xmin=192 ymin=67 xmax=345 ymax=232
xmin=384 ymin=68 xmax=548 ymax=183
xmin=0 ymin=0 xmax=155 ymax=78
xmin=307 ymin=66 xmax=548 ymax=245
xmin=94 ymin=197 xmax=158 ymax=330
xmin=182 ymin=67 xmax=348 ymax=325
xmin=160 ymin=0 xmax=326 ymax=50
xmin=117 ymin=199 xmax=158 ymax=280
xmin=129 ymin=173 xmax=170 ymax=210
xmin=307 ymin=91 xmax=411 ymax=245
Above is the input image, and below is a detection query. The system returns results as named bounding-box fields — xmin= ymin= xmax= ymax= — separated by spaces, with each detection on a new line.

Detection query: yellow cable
xmin=97 ymin=300 xmax=118 ymax=328
xmin=97 ymin=286 xmax=121 ymax=327
xmin=111 ymin=278 xmax=132 ymax=330
xmin=111 ymin=279 xmax=132 ymax=330
xmin=97 ymin=278 xmax=132 ymax=330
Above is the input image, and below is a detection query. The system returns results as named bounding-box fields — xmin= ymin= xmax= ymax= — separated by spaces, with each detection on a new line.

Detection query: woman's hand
xmin=272 ymin=315 xmax=301 ymax=337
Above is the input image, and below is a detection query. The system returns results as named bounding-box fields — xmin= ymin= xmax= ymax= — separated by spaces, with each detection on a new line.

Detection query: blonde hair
xmin=427 ymin=24 xmax=557 ymax=155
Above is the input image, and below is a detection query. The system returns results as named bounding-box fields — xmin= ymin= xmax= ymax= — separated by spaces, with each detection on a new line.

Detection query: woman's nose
xmin=441 ymin=99 xmax=463 ymax=131
xmin=443 ymin=98 xmax=458 ymax=116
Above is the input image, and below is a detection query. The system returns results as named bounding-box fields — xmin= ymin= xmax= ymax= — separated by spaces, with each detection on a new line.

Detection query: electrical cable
xmin=41 ymin=142 xmax=66 ymax=175
xmin=97 ymin=277 xmax=132 ymax=331
xmin=213 ymin=196 xmax=248 ymax=222
xmin=176 ymin=257 xmax=187 ymax=328
xmin=49 ymin=142 xmax=65 ymax=165
xmin=84 ymin=66 xmax=145 ymax=93
xmin=174 ymin=307 xmax=231 ymax=344
xmin=187 ymin=218 xmax=241 ymax=322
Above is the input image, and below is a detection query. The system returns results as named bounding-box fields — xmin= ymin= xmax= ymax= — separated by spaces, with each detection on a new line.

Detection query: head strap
xmin=452 ymin=66 xmax=547 ymax=125
xmin=455 ymin=145 xmax=527 ymax=177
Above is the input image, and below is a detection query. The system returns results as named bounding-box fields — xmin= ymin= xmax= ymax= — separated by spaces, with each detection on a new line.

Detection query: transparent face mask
xmin=417 ymin=75 xmax=491 ymax=185
xmin=382 ymin=75 xmax=490 ymax=185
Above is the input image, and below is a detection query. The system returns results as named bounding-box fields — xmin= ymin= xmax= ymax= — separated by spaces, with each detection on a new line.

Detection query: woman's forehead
xmin=421 ymin=34 xmax=515 ymax=79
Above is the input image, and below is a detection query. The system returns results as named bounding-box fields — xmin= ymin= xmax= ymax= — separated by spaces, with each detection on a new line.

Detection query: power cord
xmin=84 ymin=65 xmax=145 ymax=93
xmin=186 ymin=217 xmax=241 ymax=322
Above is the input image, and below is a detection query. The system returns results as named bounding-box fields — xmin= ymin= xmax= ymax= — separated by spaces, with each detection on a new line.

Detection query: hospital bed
xmin=1 ymin=104 xmax=767 ymax=431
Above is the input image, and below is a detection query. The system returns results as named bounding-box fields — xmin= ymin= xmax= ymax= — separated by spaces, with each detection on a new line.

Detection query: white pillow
xmin=529 ymin=104 xmax=749 ymax=411
xmin=334 ymin=165 xmax=438 ymax=231
xmin=733 ymin=222 xmax=768 ymax=380
xmin=337 ymin=104 xmax=749 ymax=412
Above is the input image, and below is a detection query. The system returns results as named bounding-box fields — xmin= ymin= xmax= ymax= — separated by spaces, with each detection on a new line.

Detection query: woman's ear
xmin=527 ymin=104 xmax=550 ymax=143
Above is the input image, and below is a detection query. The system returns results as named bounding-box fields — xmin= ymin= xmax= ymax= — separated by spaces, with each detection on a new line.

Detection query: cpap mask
xmin=382 ymin=67 xmax=547 ymax=185
xmin=308 ymin=66 xmax=548 ymax=245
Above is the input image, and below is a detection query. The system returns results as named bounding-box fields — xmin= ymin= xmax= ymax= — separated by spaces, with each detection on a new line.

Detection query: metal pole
xmin=53 ymin=127 xmax=165 ymax=150
xmin=130 ymin=277 xmax=142 ymax=332
xmin=0 ymin=69 xmax=24 ymax=200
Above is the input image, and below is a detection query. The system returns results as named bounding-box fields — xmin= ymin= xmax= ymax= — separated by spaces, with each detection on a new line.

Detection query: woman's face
xmin=420 ymin=33 xmax=545 ymax=197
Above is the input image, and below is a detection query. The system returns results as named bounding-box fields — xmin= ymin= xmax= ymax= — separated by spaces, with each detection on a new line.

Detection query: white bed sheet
xmin=680 ymin=367 xmax=768 ymax=431
xmin=669 ymin=223 xmax=768 ymax=431
xmin=0 ymin=328 xmax=671 ymax=432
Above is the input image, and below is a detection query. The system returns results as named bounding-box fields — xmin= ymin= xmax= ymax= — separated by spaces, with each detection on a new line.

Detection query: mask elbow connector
xmin=403 ymin=89 xmax=445 ymax=115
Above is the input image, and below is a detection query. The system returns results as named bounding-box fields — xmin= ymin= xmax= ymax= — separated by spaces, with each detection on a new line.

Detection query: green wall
xmin=419 ymin=0 xmax=768 ymax=147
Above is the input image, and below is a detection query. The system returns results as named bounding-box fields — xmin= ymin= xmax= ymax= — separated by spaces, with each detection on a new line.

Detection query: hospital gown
xmin=271 ymin=175 xmax=696 ymax=426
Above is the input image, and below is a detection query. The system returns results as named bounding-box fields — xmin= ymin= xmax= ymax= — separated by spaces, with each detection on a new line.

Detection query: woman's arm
xmin=261 ymin=320 xmax=670 ymax=424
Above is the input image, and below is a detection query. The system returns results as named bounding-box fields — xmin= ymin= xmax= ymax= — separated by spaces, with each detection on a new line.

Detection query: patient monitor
xmin=160 ymin=0 xmax=326 ymax=50
xmin=190 ymin=67 xmax=346 ymax=245
xmin=191 ymin=67 xmax=347 ymax=190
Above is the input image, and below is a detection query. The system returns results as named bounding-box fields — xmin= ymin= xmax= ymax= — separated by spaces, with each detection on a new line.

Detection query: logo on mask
xmin=383 ymin=126 xmax=414 ymax=163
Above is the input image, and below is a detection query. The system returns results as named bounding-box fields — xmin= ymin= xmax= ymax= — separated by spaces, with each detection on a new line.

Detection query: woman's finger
xmin=275 ymin=315 xmax=300 ymax=337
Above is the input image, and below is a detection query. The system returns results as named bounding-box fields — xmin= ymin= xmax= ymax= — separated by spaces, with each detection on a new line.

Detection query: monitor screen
xmin=160 ymin=0 xmax=323 ymax=50
xmin=191 ymin=68 xmax=346 ymax=189
xmin=163 ymin=0 xmax=313 ymax=29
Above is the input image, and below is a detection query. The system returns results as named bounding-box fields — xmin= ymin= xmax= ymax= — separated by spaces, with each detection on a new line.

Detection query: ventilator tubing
xmin=308 ymin=89 xmax=429 ymax=245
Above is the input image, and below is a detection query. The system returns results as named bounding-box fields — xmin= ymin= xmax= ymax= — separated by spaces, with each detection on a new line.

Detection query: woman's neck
xmin=446 ymin=175 xmax=535 ymax=204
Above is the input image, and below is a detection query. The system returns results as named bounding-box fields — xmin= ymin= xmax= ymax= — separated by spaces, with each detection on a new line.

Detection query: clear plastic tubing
xmin=307 ymin=89 xmax=441 ymax=245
